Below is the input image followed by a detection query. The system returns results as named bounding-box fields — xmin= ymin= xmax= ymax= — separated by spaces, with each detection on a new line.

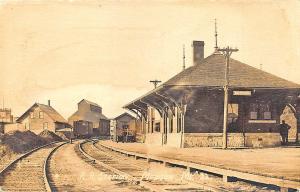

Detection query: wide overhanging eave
xmin=124 ymin=84 xmax=300 ymax=110
xmin=123 ymin=85 xmax=165 ymax=109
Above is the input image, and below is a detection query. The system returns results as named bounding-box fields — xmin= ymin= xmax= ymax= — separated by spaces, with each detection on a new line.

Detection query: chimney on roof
xmin=192 ymin=41 xmax=205 ymax=65
xmin=48 ymin=100 xmax=51 ymax=106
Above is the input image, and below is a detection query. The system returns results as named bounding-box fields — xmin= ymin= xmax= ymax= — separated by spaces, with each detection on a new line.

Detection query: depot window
xmin=249 ymin=102 xmax=272 ymax=120
xmin=228 ymin=103 xmax=239 ymax=123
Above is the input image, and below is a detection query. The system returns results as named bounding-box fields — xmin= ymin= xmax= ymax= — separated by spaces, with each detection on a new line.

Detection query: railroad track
xmin=78 ymin=140 xmax=227 ymax=192
xmin=0 ymin=141 xmax=66 ymax=192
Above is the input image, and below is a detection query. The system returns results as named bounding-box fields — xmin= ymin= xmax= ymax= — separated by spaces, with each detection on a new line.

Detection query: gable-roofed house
xmin=124 ymin=41 xmax=300 ymax=148
xmin=9 ymin=101 xmax=70 ymax=134
xmin=68 ymin=99 xmax=110 ymax=138
xmin=111 ymin=112 xmax=142 ymax=142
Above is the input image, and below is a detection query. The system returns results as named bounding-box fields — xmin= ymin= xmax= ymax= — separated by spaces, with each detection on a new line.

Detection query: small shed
xmin=111 ymin=112 xmax=139 ymax=142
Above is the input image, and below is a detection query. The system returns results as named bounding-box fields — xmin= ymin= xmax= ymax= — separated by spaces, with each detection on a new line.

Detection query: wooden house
xmin=13 ymin=101 xmax=69 ymax=134
xmin=68 ymin=99 xmax=110 ymax=138
xmin=124 ymin=41 xmax=300 ymax=148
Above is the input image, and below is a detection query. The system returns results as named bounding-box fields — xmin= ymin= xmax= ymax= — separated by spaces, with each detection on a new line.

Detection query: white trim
xmin=248 ymin=120 xmax=277 ymax=123
xmin=233 ymin=90 xmax=252 ymax=96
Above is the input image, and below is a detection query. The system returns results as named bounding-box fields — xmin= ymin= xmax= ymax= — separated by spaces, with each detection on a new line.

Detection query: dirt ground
xmin=48 ymin=141 xmax=149 ymax=192
xmin=0 ymin=130 xmax=63 ymax=172
xmin=99 ymin=140 xmax=300 ymax=181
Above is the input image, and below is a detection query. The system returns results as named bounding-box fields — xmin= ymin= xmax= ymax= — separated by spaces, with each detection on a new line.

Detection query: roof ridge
xmin=162 ymin=52 xmax=300 ymax=88
xmin=17 ymin=103 xmax=68 ymax=124
xmin=79 ymin=99 xmax=102 ymax=108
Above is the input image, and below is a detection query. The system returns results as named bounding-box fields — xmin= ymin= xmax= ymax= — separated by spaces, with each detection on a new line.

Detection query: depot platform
xmin=97 ymin=140 xmax=300 ymax=191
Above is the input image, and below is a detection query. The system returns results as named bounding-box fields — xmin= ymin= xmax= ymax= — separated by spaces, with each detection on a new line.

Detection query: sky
xmin=0 ymin=0 xmax=300 ymax=119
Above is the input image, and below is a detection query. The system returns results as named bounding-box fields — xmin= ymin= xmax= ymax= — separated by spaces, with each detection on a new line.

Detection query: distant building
xmin=9 ymin=101 xmax=70 ymax=134
xmin=68 ymin=99 xmax=110 ymax=138
xmin=111 ymin=112 xmax=142 ymax=142
xmin=0 ymin=108 xmax=14 ymax=134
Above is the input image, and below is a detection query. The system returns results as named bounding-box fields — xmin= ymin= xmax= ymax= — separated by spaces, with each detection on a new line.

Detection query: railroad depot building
xmin=124 ymin=41 xmax=300 ymax=148
xmin=68 ymin=99 xmax=110 ymax=137
xmin=6 ymin=101 xmax=70 ymax=134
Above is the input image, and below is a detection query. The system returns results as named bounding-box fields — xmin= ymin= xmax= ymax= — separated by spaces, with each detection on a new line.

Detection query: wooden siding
xmin=17 ymin=105 xmax=55 ymax=134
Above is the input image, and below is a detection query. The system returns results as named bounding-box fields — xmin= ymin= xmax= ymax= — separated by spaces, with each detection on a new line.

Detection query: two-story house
xmin=14 ymin=101 xmax=69 ymax=134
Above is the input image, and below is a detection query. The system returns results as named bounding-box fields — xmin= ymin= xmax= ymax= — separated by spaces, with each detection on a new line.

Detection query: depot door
xmin=280 ymin=105 xmax=297 ymax=142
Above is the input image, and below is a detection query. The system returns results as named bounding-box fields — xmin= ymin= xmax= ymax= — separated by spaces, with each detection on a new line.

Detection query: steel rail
xmin=0 ymin=141 xmax=60 ymax=176
xmin=44 ymin=142 xmax=68 ymax=192
xmin=78 ymin=140 xmax=170 ymax=192
xmin=93 ymin=141 xmax=230 ymax=192
xmin=0 ymin=141 xmax=68 ymax=192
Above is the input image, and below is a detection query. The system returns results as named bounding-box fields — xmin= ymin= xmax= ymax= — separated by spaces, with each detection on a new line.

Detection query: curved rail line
xmin=0 ymin=141 xmax=67 ymax=192
xmin=78 ymin=140 xmax=228 ymax=192
xmin=92 ymin=142 xmax=231 ymax=192
xmin=44 ymin=142 xmax=68 ymax=192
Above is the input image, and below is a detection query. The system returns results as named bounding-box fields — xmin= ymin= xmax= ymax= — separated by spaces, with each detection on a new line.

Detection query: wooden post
xmin=218 ymin=47 xmax=239 ymax=149
xmin=162 ymin=112 xmax=165 ymax=145
xmin=180 ymin=112 xmax=183 ymax=148
xmin=182 ymin=111 xmax=185 ymax=148
xmin=180 ymin=104 xmax=186 ymax=148
xmin=223 ymin=84 xmax=229 ymax=149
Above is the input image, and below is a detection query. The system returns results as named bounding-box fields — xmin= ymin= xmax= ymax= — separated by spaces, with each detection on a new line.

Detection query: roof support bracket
xmin=140 ymin=99 xmax=163 ymax=118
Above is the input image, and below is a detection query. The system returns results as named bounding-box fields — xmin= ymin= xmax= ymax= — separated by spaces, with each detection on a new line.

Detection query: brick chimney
xmin=192 ymin=41 xmax=205 ymax=65
xmin=48 ymin=100 xmax=51 ymax=106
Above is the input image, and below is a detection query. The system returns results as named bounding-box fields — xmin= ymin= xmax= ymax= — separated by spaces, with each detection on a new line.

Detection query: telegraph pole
xmin=218 ymin=46 xmax=239 ymax=149
xmin=149 ymin=80 xmax=161 ymax=89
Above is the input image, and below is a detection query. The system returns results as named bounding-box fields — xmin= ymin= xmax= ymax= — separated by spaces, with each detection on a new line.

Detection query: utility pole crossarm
xmin=150 ymin=80 xmax=162 ymax=89
xmin=217 ymin=47 xmax=239 ymax=58
xmin=217 ymin=47 xmax=239 ymax=86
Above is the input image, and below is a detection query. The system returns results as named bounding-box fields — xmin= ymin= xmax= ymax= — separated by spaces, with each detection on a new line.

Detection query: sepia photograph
xmin=0 ymin=0 xmax=300 ymax=191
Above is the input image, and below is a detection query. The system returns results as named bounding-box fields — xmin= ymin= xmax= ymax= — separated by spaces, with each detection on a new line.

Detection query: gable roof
xmin=114 ymin=112 xmax=135 ymax=120
xmin=17 ymin=103 xmax=68 ymax=124
xmin=69 ymin=110 xmax=109 ymax=122
xmin=164 ymin=52 xmax=300 ymax=88
xmin=79 ymin=99 xmax=102 ymax=108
